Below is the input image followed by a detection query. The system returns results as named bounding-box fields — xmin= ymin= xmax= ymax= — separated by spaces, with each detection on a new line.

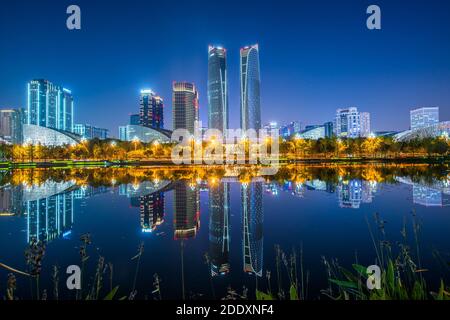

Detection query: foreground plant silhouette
xmin=321 ymin=213 xmax=450 ymax=300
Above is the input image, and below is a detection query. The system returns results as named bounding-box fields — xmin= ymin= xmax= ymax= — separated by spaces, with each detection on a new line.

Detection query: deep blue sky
xmin=1 ymin=0 xmax=450 ymax=137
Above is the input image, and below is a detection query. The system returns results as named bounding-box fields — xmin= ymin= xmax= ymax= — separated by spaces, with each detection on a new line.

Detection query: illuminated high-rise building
xmin=209 ymin=182 xmax=230 ymax=276
xmin=172 ymin=82 xmax=199 ymax=135
xmin=173 ymin=182 xmax=200 ymax=239
xmin=208 ymin=46 xmax=228 ymax=132
xmin=240 ymin=44 xmax=261 ymax=131
xmin=242 ymin=182 xmax=263 ymax=277
xmin=27 ymin=79 xmax=74 ymax=132
xmin=139 ymin=89 xmax=164 ymax=129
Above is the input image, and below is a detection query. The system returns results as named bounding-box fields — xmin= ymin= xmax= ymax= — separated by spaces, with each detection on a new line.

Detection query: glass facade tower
xmin=240 ymin=44 xmax=261 ymax=131
xmin=172 ymin=82 xmax=199 ymax=135
xmin=139 ymin=89 xmax=164 ymax=129
xmin=27 ymin=79 xmax=74 ymax=132
xmin=208 ymin=46 xmax=228 ymax=132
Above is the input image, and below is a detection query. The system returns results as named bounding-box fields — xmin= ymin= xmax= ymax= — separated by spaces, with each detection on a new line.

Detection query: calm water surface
xmin=0 ymin=164 xmax=449 ymax=300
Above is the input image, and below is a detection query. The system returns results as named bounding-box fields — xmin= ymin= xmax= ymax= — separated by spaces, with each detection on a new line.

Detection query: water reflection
xmin=0 ymin=165 xmax=449 ymax=299
xmin=209 ymin=182 xmax=230 ymax=276
xmin=242 ymin=181 xmax=263 ymax=277
xmin=396 ymin=176 xmax=450 ymax=207
xmin=0 ymin=165 xmax=449 ymax=244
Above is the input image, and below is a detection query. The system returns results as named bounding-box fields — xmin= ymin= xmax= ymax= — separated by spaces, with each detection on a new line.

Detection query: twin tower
xmin=207 ymin=44 xmax=261 ymax=133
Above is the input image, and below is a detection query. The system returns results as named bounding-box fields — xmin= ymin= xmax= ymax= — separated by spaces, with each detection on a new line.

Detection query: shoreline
xmin=0 ymin=155 xmax=448 ymax=169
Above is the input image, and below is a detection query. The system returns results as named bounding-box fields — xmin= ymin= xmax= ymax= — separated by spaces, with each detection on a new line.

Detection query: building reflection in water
xmin=337 ymin=180 xmax=376 ymax=209
xmin=397 ymin=176 xmax=450 ymax=207
xmin=27 ymin=191 xmax=74 ymax=242
xmin=173 ymin=182 xmax=200 ymax=240
xmin=241 ymin=181 xmax=264 ymax=277
xmin=130 ymin=193 xmax=165 ymax=233
xmin=119 ymin=180 xmax=172 ymax=233
xmin=140 ymin=193 xmax=165 ymax=233
xmin=265 ymin=179 xmax=377 ymax=209
xmin=0 ymin=181 xmax=79 ymax=243
xmin=208 ymin=181 xmax=230 ymax=276
xmin=413 ymin=185 xmax=443 ymax=207
xmin=0 ymin=184 xmax=23 ymax=217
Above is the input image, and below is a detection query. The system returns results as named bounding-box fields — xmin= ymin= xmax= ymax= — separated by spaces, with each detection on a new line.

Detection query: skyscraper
xmin=410 ymin=107 xmax=439 ymax=131
xmin=139 ymin=89 xmax=164 ymax=129
xmin=208 ymin=46 xmax=228 ymax=132
xmin=0 ymin=108 xmax=24 ymax=144
xmin=240 ymin=44 xmax=261 ymax=131
xmin=27 ymin=79 xmax=74 ymax=132
xmin=172 ymin=82 xmax=199 ymax=135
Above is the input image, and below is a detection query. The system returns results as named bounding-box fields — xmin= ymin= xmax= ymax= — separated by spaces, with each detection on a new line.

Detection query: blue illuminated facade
xmin=240 ymin=45 xmax=261 ymax=131
xmin=208 ymin=46 xmax=228 ymax=132
xmin=27 ymin=79 xmax=74 ymax=133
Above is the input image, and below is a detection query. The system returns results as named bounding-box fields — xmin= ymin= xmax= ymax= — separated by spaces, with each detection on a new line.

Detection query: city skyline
xmin=1 ymin=0 xmax=450 ymax=137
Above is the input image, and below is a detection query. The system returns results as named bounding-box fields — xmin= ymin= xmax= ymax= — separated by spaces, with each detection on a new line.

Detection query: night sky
xmin=1 ymin=0 xmax=450 ymax=137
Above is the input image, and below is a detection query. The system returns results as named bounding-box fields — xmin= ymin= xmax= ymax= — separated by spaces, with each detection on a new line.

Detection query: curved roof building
xmin=118 ymin=125 xmax=172 ymax=143
xmin=394 ymin=121 xmax=450 ymax=142
xmin=23 ymin=124 xmax=81 ymax=146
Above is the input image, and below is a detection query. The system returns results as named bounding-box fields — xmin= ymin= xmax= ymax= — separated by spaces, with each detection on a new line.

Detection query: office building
xmin=172 ymin=82 xmax=199 ymax=135
xmin=27 ymin=79 xmax=74 ymax=132
xmin=139 ymin=89 xmax=164 ymax=129
xmin=240 ymin=44 xmax=261 ymax=131
xmin=335 ymin=107 xmax=360 ymax=138
xmin=208 ymin=46 xmax=228 ymax=132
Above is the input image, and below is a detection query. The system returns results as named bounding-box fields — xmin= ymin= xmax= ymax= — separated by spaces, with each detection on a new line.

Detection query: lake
xmin=0 ymin=163 xmax=449 ymax=300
